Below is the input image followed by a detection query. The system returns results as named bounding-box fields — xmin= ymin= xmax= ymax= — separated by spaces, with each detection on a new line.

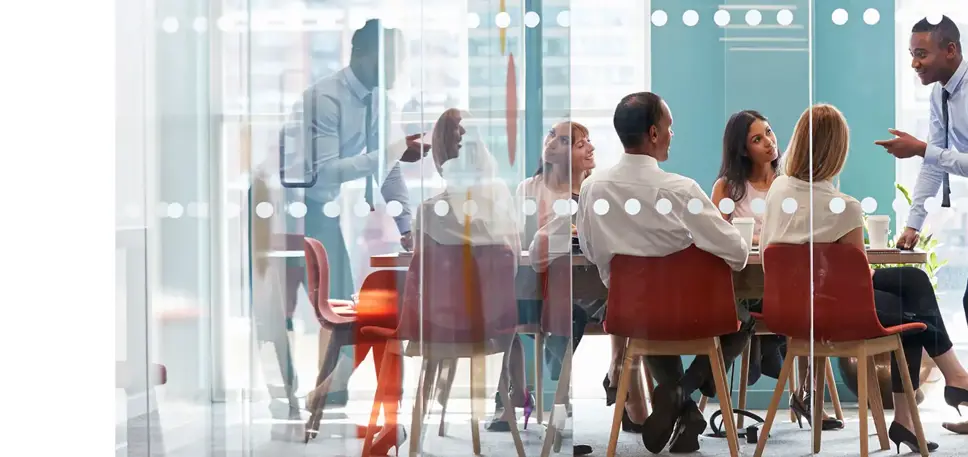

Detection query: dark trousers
xmin=545 ymin=304 xmax=590 ymax=381
xmin=645 ymin=326 xmax=753 ymax=397
xmin=874 ymin=267 xmax=953 ymax=393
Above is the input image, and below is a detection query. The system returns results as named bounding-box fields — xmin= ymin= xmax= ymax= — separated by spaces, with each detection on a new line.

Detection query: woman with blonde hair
xmin=760 ymin=104 xmax=968 ymax=452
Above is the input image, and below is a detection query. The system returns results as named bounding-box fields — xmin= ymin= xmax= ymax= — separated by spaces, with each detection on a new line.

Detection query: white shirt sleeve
xmin=679 ymin=182 xmax=750 ymax=271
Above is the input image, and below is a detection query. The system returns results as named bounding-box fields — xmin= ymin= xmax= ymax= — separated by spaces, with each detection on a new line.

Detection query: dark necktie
xmin=942 ymin=88 xmax=951 ymax=208
xmin=363 ymin=94 xmax=375 ymax=211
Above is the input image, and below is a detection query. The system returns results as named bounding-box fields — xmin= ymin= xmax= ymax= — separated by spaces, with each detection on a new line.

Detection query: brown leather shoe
xmin=943 ymin=420 xmax=968 ymax=434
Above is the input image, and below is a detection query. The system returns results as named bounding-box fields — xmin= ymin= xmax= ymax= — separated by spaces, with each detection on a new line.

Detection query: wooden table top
xmin=368 ymin=248 xmax=927 ymax=269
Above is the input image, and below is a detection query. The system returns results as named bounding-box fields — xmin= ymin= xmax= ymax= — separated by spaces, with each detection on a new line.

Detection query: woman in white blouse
xmin=761 ymin=104 xmax=968 ymax=452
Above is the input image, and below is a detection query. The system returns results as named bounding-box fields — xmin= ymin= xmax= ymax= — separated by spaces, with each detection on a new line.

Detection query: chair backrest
xmin=304 ymin=237 xmax=346 ymax=325
xmin=604 ymin=246 xmax=739 ymax=341
xmin=762 ymin=243 xmax=887 ymax=342
xmin=396 ymin=235 xmax=518 ymax=343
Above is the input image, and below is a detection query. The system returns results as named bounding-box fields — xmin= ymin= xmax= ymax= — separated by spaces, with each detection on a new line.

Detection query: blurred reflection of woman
xmin=510 ymin=121 xmax=600 ymax=455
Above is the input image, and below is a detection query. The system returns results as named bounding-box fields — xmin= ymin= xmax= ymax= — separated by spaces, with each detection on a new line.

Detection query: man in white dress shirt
xmin=577 ymin=92 xmax=753 ymax=454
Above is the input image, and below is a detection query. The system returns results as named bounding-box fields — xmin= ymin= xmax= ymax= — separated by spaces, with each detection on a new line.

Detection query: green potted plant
xmin=866 ymin=183 xmax=947 ymax=289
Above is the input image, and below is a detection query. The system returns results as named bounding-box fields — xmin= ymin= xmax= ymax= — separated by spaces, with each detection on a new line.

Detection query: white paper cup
xmin=732 ymin=217 xmax=756 ymax=247
xmin=867 ymin=215 xmax=890 ymax=249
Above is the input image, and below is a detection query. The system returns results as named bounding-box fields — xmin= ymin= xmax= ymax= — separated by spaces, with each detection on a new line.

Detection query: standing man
xmin=298 ymin=19 xmax=428 ymax=410
xmin=876 ymin=15 xmax=968 ymax=434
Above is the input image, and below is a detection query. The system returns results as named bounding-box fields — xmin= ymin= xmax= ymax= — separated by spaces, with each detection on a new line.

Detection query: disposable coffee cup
xmin=733 ymin=217 xmax=756 ymax=247
xmin=867 ymin=215 xmax=890 ymax=249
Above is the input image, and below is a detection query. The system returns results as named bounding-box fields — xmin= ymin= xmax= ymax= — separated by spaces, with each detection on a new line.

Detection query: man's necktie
xmin=942 ymin=88 xmax=951 ymax=208
xmin=363 ymin=94 xmax=375 ymax=211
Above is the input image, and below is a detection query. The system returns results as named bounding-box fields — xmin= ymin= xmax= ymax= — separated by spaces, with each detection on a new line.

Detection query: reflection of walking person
xmin=296 ymin=18 xmax=429 ymax=435
xmin=875 ymin=16 xmax=968 ymax=434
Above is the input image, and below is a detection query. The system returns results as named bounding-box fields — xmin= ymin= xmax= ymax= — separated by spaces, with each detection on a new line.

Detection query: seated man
xmin=576 ymin=92 xmax=753 ymax=454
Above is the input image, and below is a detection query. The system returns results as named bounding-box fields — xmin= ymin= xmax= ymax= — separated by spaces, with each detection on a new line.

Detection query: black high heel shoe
xmin=888 ymin=421 xmax=938 ymax=454
xmin=370 ymin=424 xmax=407 ymax=456
xmin=789 ymin=393 xmax=844 ymax=431
xmin=603 ymin=374 xmax=617 ymax=406
xmin=944 ymin=386 xmax=968 ymax=416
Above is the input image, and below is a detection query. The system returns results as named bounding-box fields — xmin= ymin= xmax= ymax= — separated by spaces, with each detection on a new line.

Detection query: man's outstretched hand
xmin=400 ymin=133 xmax=431 ymax=163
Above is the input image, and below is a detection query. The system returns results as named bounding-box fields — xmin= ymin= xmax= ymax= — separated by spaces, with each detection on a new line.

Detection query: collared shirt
xmin=576 ymin=153 xmax=749 ymax=287
xmin=301 ymin=67 xmax=411 ymax=234
xmin=908 ymin=58 xmax=968 ymax=231
xmin=759 ymin=175 xmax=864 ymax=247
xmin=516 ymin=175 xmax=576 ymax=273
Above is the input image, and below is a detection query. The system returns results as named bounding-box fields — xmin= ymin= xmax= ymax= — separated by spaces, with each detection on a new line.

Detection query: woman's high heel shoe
xmin=944 ymin=386 xmax=968 ymax=416
xmin=603 ymin=374 xmax=617 ymax=406
xmin=485 ymin=390 xmax=536 ymax=432
xmin=888 ymin=421 xmax=938 ymax=454
xmin=789 ymin=393 xmax=844 ymax=431
xmin=370 ymin=424 xmax=407 ymax=456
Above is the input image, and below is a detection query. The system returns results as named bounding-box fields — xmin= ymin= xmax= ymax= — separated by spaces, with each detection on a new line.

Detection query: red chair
xmin=302 ymin=237 xmax=403 ymax=442
xmin=361 ymin=238 xmax=527 ymax=457
xmin=754 ymin=243 xmax=929 ymax=457
xmin=604 ymin=246 xmax=744 ymax=457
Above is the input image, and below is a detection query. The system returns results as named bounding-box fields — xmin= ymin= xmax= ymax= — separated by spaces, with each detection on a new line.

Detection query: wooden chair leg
xmin=304 ymin=329 xmax=348 ymax=442
xmin=737 ymin=340 xmax=752 ymax=428
xmin=788 ymin=362 xmax=798 ymax=423
xmin=535 ymin=332 xmax=544 ymax=425
xmin=410 ymin=357 xmax=431 ymax=457
xmin=361 ymin=346 xmax=394 ymax=456
xmin=437 ymin=359 xmax=457 ymax=437
xmin=698 ymin=394 xmax=708 ymax=413
xmin=865 ymin=355 xmax=890 ymax=450
xmin=754 ymin=352 xmax=796 ymax=457
xmin=813 ymin=356 xmax=827 ymax=455
xmin=894 ymin=339 xmax=930 ymax=457
xmin=470 ymin=352 xmax=484 ymax=456
xmin=496 ymin=348 xmax=528 ymax=457
xmin=606 ymin=348 xmax=636 ymax=457
xmin=826 ymin=358 xmax=845 ymax=421
xmin=855 ymin=353 xmax=869 ymax=457
xmin=710 ymin=338 xmax=740 ymax=457
xmin=541 ymin=346 xmax=573 ymax=457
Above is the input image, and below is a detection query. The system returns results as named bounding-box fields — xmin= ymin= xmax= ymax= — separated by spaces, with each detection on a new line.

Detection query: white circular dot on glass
xmin=714 ymin=10 xmax=730 ymax=27
xmin=593 ymin=199 xmax=610 ymax=215
xmin=687 ymin=198 xmax=703 ymax=215
xmin=861 ymin=197 xmax=878 ymax=213
xmin=751 ymin=198 xmax=767 ymax=215
xmin=626 ymin=198 xmax=643 ymax=215
xmin=193 ymin=17 xmax=208 ymax=33
xmin=553 ymin=199 xmax=571 ymax=216
xmin=162 ymin=17 xmax=179 ymax=33
xmin=556 ymin=10 xmax=571 ymax=28
xmin=255 ymin=202 xmax=274 ymax=219
xmin=353 ymin=201 xmax=371 ymax=217
xmin=892 ymin=198 xmax=910 ymax=214
xmin=654 ymin=198 xmax=672 ymax=215
xmin=832 ymin=8 xmax=848 ymax=26
xmin=386 ymin=200 xmax=403 ymax=218
xmin=718 ymin=198 xmax=736 ymax=215
xmin=745 ymin=10 xmax=762 ymax=26
xmin=863 ymin=8 xmax=880 ymax=25
xmin=682 ymin=10 xmax=699 ymax=27
xmin=225 ymin=202 xmax=241 ymax=218
xmin=495 ymin=12 xmax=511 ymax=29
xmin=434 ymin=200 xmax=450 ymax=216
xmin=781 ymin=198 xmax=798 ymax=214
xmin=927 ymin=13 xmax=943 ymax=26
xmin=167 ymin=202 xmax=184 ymax=219
xmin=924 ymin=196 xmax=941 ymax=213
xmin=828 ymin=197 xmax=846 ymax=214
xmin=323 ymin=201 xmax=341 ymax=218
xmin=777 ymin=9 xmax=794 ymax=26
xmin=522 ymin=199 xmax=537 ymax=216
xmin=463 ymin=200 xmax=479 ymax=217
xmin=187 ymin=202 xmax=209 ymax=218
xmin=466 ymin=12 xmax=481 ymax=28
xmin=651 ymin=10 xmax=668 ymax=27
xmin=524 ymin=11 xmax=541 ymax=28
xmin=569 ymin=199 xmax=579 ymax=215
xmin=288 ymin=201 xmax=307 ymax=218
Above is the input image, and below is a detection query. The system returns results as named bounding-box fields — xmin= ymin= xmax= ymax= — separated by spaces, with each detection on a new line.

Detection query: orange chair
xmin=361 ymin=239 xmax=527 ymax=457
xmin=604 ymin=246 xmax=744 ymax=457
xmin=302 ymin=237 xmax=403 ymax=442
xmin=754 ymin=243 xmax=929 ymax=457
